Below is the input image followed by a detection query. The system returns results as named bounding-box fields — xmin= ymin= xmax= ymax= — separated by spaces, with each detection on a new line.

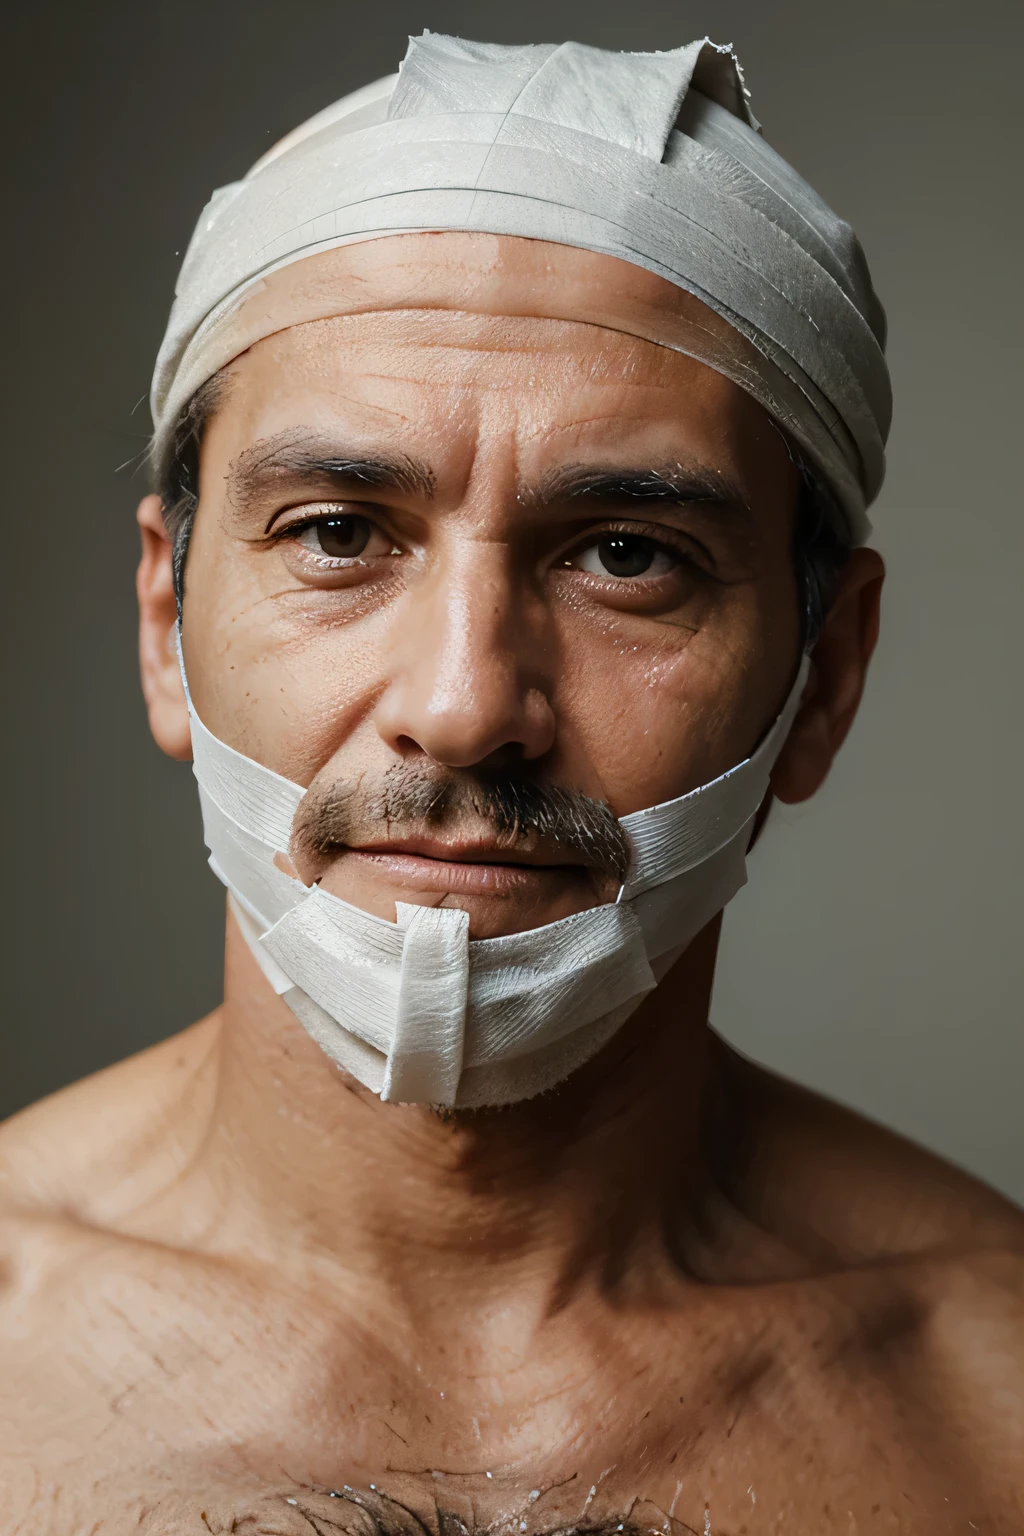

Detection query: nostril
xmin=478 ymin=741 xmax=530 ymax=773
xmin=390 ymin=733 xmax=528 ymax=774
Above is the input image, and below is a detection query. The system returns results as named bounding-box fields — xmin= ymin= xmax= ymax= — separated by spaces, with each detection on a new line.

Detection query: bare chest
xmin=0 ymin=1243 xmax=1007 ymax=1536
xmin=0 ymin=1335 xmax=997 ymax=1534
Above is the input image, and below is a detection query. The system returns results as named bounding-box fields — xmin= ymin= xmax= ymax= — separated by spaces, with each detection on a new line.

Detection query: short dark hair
xmin=792 ymin=471 xmax=853 ymax=648
xmin=156 ymin=372 xmax=227 ymax=612
xmin=156 ymin=378 xmax=851 ymax=646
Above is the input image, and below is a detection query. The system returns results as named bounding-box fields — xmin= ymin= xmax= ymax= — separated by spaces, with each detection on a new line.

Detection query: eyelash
xmin=560 ymin=520 xmax=706 ymax=569
xmin=271 ymin=507 xmax=712 ymax=578
xmin=270 ymin=506 xmax=396 ymax=553
xmin=271 ymin=505 xmax=368 ymax=536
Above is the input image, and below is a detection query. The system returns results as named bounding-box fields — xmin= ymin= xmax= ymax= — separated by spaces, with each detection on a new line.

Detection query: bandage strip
xmin=620 ymin=656 xmax=809 ymax=898
xmin=384 ymin=905 xmax=471 ymax=1105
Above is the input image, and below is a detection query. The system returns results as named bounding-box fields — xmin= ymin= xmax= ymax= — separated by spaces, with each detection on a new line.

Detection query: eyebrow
xmin=225 ymin=432 xmax=750 ymax=532
xmin=225 ymin=431 xmax=436 ymax=522
xmin=533 ymin=461 xmax=750 ymax=511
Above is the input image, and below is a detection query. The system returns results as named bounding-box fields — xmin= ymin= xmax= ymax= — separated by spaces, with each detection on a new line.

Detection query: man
xmin=1 ymin=32 xmax=1021 ymax=1536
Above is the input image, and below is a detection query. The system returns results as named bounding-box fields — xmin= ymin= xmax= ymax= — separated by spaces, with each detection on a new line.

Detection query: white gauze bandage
xmin=151 ymin=32 xmax=891 ymax=540
xmin=183 ymin=651 xmax=809 ymax=1108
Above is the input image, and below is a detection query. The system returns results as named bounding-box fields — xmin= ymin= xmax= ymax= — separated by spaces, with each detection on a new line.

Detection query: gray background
xmin=3 ymin=0 xmax=1021 ymax=1202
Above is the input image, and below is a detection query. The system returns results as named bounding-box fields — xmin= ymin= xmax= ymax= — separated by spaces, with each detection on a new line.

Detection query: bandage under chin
xmin=183 ymin=652 xmax=809 ymax=1108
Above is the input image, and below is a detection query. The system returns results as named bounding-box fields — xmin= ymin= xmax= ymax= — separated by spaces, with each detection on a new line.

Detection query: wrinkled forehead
xmin=202 ymin=304 xmax=799 ymax=534
xmin=192 ymin=230 xmax=771 ymax=396
xmin=224 ymin=306 xmax=717 ymax=398
xmin=193 ymin=236 xmax=800 ymax=514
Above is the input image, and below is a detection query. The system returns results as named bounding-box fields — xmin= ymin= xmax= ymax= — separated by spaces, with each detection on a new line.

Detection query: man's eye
xmin=569 ymin=534 xmax=680 ymax=579
xmin=296 ymin=514 xmax=378 ymax=561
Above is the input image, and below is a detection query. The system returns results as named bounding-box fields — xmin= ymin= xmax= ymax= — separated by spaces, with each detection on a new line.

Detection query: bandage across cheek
xmin=184 ymin=649 xmax=809 ymax=1109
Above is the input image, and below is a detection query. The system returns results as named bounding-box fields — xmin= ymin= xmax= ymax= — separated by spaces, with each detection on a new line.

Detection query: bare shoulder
xmin=702 ymin=1048 xmax=1024 ymax=1524
xmin=0 ymin=1014 xmax=221 ymax=1225
xmin=862 ymin=1250 xmax=1024 ymax=1523
xmin=0 ymin=1015 xmax=240 ymax=1535
xmin=720 ymin=1040 xmax=1024 ymax=1261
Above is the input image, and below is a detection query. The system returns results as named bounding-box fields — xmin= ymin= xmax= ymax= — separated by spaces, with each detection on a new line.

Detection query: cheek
xmin=551 ymin=584 xmax=795 ymax=815
xmin=181 ymin=524 xmax=391 ymax=784
xmin=203 ymin=619 xmax=392 ymax=785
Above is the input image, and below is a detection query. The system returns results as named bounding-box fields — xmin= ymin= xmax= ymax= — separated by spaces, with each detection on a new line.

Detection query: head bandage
xmin=152 ymin=32 xmax=890 ymax=540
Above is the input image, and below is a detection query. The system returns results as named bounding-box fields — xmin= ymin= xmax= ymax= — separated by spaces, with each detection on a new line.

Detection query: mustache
xmin=290 ymin=760 xmax=633 ymax=885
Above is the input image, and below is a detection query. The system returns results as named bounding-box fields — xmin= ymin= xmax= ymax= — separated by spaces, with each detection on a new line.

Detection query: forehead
xmin=236 ymin=304 xmax=735 ymax=387
xmin=211 ymin=306 xmax=790 ymax=491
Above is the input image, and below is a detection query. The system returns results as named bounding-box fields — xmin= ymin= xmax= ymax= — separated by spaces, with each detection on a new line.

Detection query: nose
xmin=374 ymin=540 xmax=556 ymax=769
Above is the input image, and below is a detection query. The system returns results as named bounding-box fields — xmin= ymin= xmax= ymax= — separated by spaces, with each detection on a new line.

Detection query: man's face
xmin=178 ymin=240 xmax=803 ymax=941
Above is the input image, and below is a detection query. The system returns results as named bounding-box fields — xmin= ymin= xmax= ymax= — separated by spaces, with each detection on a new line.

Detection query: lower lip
xmin=343 ymin=849 xmax=585 ymax=896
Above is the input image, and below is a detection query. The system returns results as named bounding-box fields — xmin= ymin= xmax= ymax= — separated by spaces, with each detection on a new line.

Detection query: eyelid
xmin=264 ymin=506 xmax=715 ymax=576
xmin=557 ymin=518 xmax=714 ymax=568
xmin=265 ymin=500 xmax=389 ymax=538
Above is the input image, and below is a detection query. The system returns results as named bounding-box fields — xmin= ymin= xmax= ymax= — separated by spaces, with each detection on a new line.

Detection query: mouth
xmin=336 ymin=834 xmax=596 ymax=898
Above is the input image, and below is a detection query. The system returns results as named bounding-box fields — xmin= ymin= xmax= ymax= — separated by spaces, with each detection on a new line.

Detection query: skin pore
xmin=1 ymin=236 xmax=1021 ymax=1535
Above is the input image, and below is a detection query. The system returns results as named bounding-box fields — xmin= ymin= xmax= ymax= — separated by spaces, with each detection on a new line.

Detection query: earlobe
xmin=771 ymin=547 xmax=885 ymax=805
xmin=136 ymin=493 xmax=192 ymax=761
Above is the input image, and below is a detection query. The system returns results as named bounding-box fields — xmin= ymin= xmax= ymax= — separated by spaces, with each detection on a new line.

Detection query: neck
xmin=181 ymin=911 xmax=729 ymax=1310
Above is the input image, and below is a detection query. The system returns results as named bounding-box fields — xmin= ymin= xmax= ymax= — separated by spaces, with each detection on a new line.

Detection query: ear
xmin=770 ymin=546 xmax=885 ymax=804
xmin=137 ymin=493 xmax=191 ymax=761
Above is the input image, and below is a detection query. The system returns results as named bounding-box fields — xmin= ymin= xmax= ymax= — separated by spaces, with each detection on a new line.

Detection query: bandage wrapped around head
xmin=155 ymin=35 xmax=891 ymax=1107
xmin=151 ymin=32 xmax=891 ymax=541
